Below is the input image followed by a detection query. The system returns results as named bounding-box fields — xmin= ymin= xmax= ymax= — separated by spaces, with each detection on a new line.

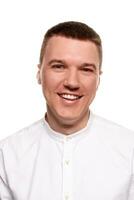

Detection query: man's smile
xmin=58 ymin=93 xmax=83 ymax=101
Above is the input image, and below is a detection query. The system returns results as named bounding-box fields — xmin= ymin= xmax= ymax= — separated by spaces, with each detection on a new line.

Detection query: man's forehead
xmin=46 ymin=35 xmax=97 ymax=48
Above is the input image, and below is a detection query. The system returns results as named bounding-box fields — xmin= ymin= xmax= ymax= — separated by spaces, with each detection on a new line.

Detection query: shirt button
xmin=65 ymin=194 xmax=69 ymax=200
xmin=65 ymin=160 xmax=70 ymax=165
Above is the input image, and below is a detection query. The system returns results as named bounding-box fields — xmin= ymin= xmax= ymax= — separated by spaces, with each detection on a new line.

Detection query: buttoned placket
xmin=62 ymin=137 xmax=73 ymax=200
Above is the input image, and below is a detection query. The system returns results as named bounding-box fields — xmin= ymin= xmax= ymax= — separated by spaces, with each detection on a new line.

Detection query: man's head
xmin=37 ymin=21 xmax=102 ymax=134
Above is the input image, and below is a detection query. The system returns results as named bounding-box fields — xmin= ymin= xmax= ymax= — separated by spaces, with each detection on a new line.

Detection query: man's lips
xmin=58 ymin=93 xmax=83 ymax=101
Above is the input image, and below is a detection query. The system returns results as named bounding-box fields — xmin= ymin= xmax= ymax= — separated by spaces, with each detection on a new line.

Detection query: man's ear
xmin=96 ymin=70 xmax=102 ymax=89
xmin=36 ymin=64 xmax=41 ymax=84
xmin=96 ymin=76 xmax=100 ymax=90
xmin=99 ymin=70 xmax=103 ymax=75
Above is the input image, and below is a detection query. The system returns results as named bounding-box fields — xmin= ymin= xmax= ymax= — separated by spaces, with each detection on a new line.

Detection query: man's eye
xmin=52 ymin=64 xmax=64 ymax=69
xmin=82 ymin=68 xmax=94 ymax=72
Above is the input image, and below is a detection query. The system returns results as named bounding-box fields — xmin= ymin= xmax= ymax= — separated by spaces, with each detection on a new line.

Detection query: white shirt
xmin=0 ymin=112 xmax=134 ymax=200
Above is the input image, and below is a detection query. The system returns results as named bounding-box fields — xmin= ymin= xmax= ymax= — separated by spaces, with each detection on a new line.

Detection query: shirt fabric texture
xmin=0 ymin=112 xmax=134 ymax=200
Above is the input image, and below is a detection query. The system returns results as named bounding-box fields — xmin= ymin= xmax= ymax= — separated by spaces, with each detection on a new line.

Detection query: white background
xmin=0 ymin=0 xmax=134 ymax=140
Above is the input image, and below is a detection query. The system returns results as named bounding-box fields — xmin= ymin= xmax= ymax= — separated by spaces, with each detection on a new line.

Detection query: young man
xmin=0 ymin=21 xmax=134 ymax=200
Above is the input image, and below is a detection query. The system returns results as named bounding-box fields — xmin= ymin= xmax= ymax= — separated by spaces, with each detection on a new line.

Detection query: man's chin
xmin=57 ymin=113 xmax=84 ymax=126
xmin=59 ymin=115 xmax=78 ymax=123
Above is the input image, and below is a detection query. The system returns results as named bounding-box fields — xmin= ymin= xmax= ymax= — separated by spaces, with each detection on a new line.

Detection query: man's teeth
xmin=60 ymin=94 xmax=80 ymax=100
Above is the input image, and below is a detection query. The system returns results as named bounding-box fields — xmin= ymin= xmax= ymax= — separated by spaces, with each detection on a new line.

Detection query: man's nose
xmin=63 ymin=69 xmax=80 ymax=90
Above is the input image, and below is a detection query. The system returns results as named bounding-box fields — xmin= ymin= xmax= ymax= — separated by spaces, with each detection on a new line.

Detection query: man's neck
xmin=45 ymin=110 xmax=90 ymax=135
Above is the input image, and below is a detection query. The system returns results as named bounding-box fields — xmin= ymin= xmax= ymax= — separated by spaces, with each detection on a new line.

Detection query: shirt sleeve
xmin=0 ymin=149 xmax=13 ymax=200
xmin=128 ymin=148 xmax=134 ymax=200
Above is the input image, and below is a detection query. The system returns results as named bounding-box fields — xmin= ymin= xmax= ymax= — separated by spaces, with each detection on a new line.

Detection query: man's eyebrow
xmin=81 ymin=63 xmax=97 ymax=70
xmin=48 ymin=59 xmax=64 ymax=65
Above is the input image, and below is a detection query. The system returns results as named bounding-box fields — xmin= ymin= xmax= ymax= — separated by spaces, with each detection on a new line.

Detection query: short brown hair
xmin=39 ymin=21 xmax=102 ymax=67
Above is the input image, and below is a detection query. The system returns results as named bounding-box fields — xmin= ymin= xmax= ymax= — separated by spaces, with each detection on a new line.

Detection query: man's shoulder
xmin=93 ymin=114 xmax=133 ymax=132
xmin=0 ymin=119 xmax=45 ymax=150
xmin=92 ymin=113 xmax=134 ymax=146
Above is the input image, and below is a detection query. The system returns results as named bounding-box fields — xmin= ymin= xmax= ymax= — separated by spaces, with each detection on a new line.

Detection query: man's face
xmin=38 ymin=36 xmax=101 ymax=126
